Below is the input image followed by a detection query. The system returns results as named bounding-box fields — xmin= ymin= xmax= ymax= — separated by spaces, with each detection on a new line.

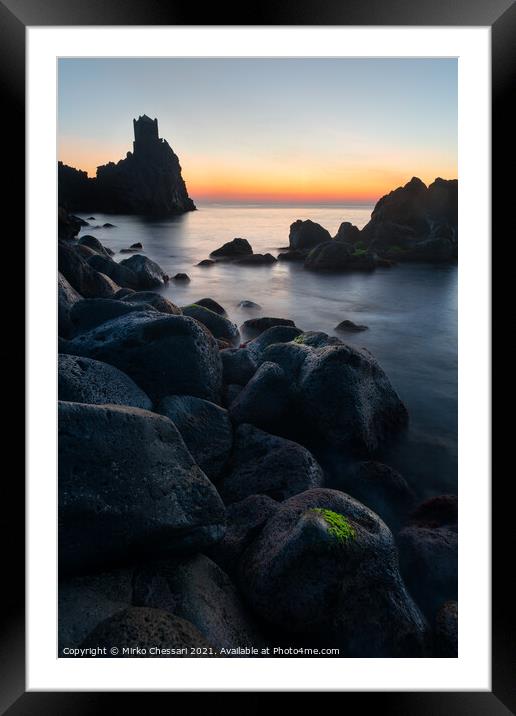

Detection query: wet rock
xmin=245 ymin=325 xmax=303 ymax=360
xmin=234 ymin=253 xmax=276 ymax=265
xmin=182 ymin=304 xmax=239 ymax=343
xmin=173 ymin=273 xmax=190 ymax=281
xmin=58 ymin=240 xmax=120 ymax=298
xmin=59 ymin=568 xmax=133 ymax=653
xmin=59 ymin=402 xmax=226 ymax=573
xmin=194 ymin=298 xmax=227 ymax=316
xmin=237 ymin=300 xmax=261 ymax=309
xmin=88 ymin=253 xmax=139 ymax=289
xmin=119 ymin=254 xmax=169 ymax=289
xmin=196 ymin=259 xmax=215 ymax=267
xmin=239 ymin=488 xmax=427 ymax=656
xmin=398 ymin=495 xmax=458 ymax=618
xmin=81 ymin=607 xmax=215 ymax=656
xmin=121 ymin=291 xmax=181 ymax=315
xmin=229 ymin=362 xmax=291 ymax=432
xmin=133 ymin=555 xmax=263 ymax=653
xmin=335 ymin=319 xmax=369 ymax=332
xmin=210 ymin=238 xmax=253 ymax=258
xmin=220 ymin=424 xmax=323 ymax=504
xmin=433 ymin=601 xmax=458 ymax=657
xmin=260 ymin=341 xmax=408 ymax=454
xmin=78 ymin=235 xmax=111 ymax=257
xmin=207 ymin=495 xmax=279 ymax=577
xmin=220 ymin=347 xmax=257 ymax=386
xmin=305 ymin=241 xmax=376 ymax=271
xmin=292 ymin=331 xmax=342 ymax=348
xmin=223 ymin=383 xmax=243 ymax=408
xmin=157 ymin=395 xmax=233 ymax=482
xmin=58 ymin=271 xmax=82 ymax=338
xmin=277 ymin=250 xmax=305 ymax=262
xmin=66 ymin=312 xmax=223 ymax=403
xmin=241 ymin=316 xmax=296 ymax=338
xmin=58 ymin=354 xmax=153 ymax=409
xmin=58 ymin=206 xmax=82 ymax=240
xmin=114 ymin=287 xmax=135 ymax=299
xmin=334 ymin=221 xmax=361 ymax=243
xmin=75 ymin=244 xmax=97 ymax=260
xmin=70 ymin=298 xmax=158 ymax=334
xmin=289 ymin=219 xmax=332 ymax=251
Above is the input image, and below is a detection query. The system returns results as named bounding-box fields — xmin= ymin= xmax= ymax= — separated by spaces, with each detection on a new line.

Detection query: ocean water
xmin=77 ymin=203 xmax=457 ymax=500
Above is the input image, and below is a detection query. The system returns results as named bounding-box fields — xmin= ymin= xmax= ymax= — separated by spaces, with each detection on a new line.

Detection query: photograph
xmin=56 ymin=56 xmax=458 ymax=660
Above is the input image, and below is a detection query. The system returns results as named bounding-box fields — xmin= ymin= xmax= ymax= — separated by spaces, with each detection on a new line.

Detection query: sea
xmin=76 ymin=203 xmax=457 ymax=501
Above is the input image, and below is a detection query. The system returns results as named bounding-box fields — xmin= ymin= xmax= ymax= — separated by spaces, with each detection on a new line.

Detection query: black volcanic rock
xmin=234 ymin=253 xmax=277 ymax=266
xmin=58 ymin=115 xmax=195 ymax=216
xmin=289 ymin=219 xmax=332 ymax=250
xmin=210 ymin=238 xmax=253 ymax=259
xmin=119 ymin=254 xmax=169 ymax=288
xmin=334 ymin=221 xmax=361 ymax=243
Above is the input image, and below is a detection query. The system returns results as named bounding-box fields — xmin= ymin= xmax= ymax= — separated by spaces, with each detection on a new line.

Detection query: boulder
xmin=241 ymin=316 xmax=296 ymax=338
xmin=157 ymin=395 xmax=233 ymax=482
xmin=277 ymin=250 xmax=305 ymax=262
xmin=173 ymin=273 xmax=190 ymax=281
xmin=194 ymin=298 xmax=227 ymax=316
xmin=334 ymin=221 xmax=361 ymax=243
xmin=335 ymin=319 xmax=369 ymax=332
xmin=74 ymin=244 xmax=97 ymax=260
xmin=197 ymin=259 xmax=215 ymax=267
xmin=133 ymin=555 xmax=263 ymax=653
xmin=220 ymin=424 xmax=323 ymax=504
xmin=59 ymin=568 xmax=133 ymax=653
xmin=80 ymin=608 xmax=215 ymax=656
xmin=397 ymin=496 xmax=458 ymax=618
xmin=181 ymin=304 xmax=239 ymax=343
xmin=58 ymin=354 xmax=153 ymax=409
xmin=121 ymin=291 xmax=181 ymax=315
xmin=305 ymin=241 xmax=377 ymax=272
xmin=58 ymin=206 xmax=82 ymax=240
xmin=59 ymin=402 xmax=226 ymax=573
xmin=223 ymin=383 xmax=243 ymax=408
xmin=58 ymin=271 xmax=82 ymax=338
xmin=119 ymin=254 xmax=169 ymax=288
xmin=234 ymin=253 xmax=276 ymax=265
xmin=259 ymin=341 xmax=408 ymax=454
xmin=88 ymin=253 xmax=139 ymax=289
xmin=206 ymin=495 xmax=279 ymax=577
xmin=239 ymin=488 xmax=427 ymax=656
xmin=78 ymin=235 xmax=111 ymax=257
xmin=220 ymin=347 xmax=257 ymax=386
xmin=69 ymin=298 xmax=158 ymax=334
xmin=433 ymin=601 xmax=458 ymax=657
xmin=103 ymin=222 xmax=116 ymax=228
xmin=333 ymin=461 xmax=415 ymax=528
xmin=293 ymin=331 xmax=342 ymax=348
xmin=210 ymin=238 xmax=253 ymax=258
xmin=245 ymin=325 xmax=303 ymax=360
xmin=229 ymin=362 xmax=291 ymax=433
xmin=66 ymin=312 xmax=223 ymax=404
xmin=114 ymin=287 xmax=135 ymax=299
xmin=289 ymin=219 xmax=332 ymax=250
xmin=58 ymin=240 xmax=119 ymax=298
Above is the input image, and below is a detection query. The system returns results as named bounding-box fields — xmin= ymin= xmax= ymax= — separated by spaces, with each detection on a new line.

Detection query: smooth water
xmin=78 ymin=203 xmax=457 ymax=500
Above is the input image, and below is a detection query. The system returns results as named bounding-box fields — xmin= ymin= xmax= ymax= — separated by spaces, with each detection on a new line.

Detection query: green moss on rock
xmin=311 ymin=508 xmax=356 ymax=543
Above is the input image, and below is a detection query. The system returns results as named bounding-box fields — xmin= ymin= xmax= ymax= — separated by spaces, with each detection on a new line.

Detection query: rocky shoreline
xmin=58 ymin=212 xmax=458 ymax=658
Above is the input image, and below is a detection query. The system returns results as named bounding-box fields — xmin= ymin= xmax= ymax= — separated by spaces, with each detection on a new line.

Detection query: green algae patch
xmin=293 ymin=334 xmax=307 ymax=344
xmin=311 ymin=508 xmax=356 ymax=543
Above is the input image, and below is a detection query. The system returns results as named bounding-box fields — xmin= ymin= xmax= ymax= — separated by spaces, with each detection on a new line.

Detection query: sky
xmin=58 ymin=58 xmax=457 ymax=204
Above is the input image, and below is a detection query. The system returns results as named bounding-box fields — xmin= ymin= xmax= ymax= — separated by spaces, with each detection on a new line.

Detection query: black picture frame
xmin=3 ymin=0 xmax=506 ymax=711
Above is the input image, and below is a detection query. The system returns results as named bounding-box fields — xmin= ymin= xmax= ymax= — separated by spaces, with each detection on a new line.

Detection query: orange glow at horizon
xmin=58 ymin=138 xmax=457 ymax=205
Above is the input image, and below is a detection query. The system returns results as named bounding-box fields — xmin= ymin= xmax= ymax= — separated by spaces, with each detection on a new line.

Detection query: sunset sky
xmin=58 ymin=58 xmax=457 ymax=204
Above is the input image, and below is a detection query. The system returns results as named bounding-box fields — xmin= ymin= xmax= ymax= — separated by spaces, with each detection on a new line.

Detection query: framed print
xmin=2 ymin=0 xmax=508 ymax=710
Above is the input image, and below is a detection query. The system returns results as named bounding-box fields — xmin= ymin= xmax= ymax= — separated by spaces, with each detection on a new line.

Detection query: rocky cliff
xmin=58 ymin=115 xmax=195 ymax=216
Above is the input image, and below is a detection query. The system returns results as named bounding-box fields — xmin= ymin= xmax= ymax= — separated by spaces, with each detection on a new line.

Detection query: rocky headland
xmin=59 ymin=115 xmax=195 ymax=216
xmin=58 ymin=222 xmax=458 ymax=657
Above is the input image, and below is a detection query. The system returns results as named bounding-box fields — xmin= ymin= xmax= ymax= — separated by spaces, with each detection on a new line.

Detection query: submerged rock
xmin=234 ymin=253 xmax=276 ymax=265
xmin=220 ymin=424 xmax=323 ymax=504
xmin=58 ymin=354 xmax=153 ymax=409
xmin=173 ymin=273 xmax=190 ymax=281
xmin=66 ymin=312 xmax=223 ymax=403
xmin=335 ymin=319 xmax=369 ymax=332
xmin=197 ymin=259 xmax=215 ymax=267
xmin=210 ymin=238 xmax=253 ymax=258
xmin=239 ymin=488 xmax=427 ymax=656
xmin=289 ymin=219 xmax=331 ymax=251
xmin=59 ymin=402 xmax=226 ymax=573
xmin=81 ymin=608 xmax=214 ymax=656
xmin=237 ymin=300 xmax=261 ymax=309
xmin=119 ymin=254 xmax=169 ymax=288
xmin=157 ymin=395 xmax=233 ymax=481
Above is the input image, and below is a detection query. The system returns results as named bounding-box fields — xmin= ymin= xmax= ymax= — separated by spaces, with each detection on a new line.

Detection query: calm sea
xmin=77 ymin=203 xmax=458 ymax=500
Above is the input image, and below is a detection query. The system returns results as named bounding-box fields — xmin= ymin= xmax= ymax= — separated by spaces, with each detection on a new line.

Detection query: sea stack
xmin=58 ymin=115 xmax=196 ymax=216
